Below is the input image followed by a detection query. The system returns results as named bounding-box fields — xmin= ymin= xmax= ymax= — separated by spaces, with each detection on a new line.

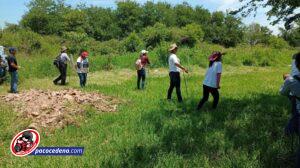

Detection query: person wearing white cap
xmin=167 ymin=43 xmax=188 ymax=102
xmin=135 ymin=50 xmax=151 ymax=89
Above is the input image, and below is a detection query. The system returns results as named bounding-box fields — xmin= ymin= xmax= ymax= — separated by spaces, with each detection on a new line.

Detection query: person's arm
xmin=280 ymin=79 xmax=292 ymax=96
xmin=216 ymin=73 xmax=221 ymax=89
xmin=10 ymin=62 xmax=19 ymax=69
xmin=174 ymin=63 xmax=188 ymax=73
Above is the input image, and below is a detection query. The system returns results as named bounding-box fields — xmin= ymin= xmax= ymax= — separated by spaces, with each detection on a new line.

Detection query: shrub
xmin=122 ymin=32 xmax=144 ymax=52
xmin=141 ymin=23 xmax=171 ymax=49
xmin=155 ymin=42 xmax=170 ymax=66
xmin=181 ymin=23 xmax=204 ymax=47
xmin=267 ymin=36 xmax=289 ymax=49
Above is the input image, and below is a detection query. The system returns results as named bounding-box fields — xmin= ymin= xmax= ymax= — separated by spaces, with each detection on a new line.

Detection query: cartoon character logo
xmin=10 ymin=129 xmax=40 ymax=157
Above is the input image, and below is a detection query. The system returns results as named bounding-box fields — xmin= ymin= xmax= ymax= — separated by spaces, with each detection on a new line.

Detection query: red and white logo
xmin=10 ymin=129 xmax=40 ymax=157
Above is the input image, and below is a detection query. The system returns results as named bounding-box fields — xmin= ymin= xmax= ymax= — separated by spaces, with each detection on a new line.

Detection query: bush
xmin=122 ymin=32 xmax=144 ymax=52
xmin=181 ymin=23 xmax=204 ymax=47
xmin=62 ymin=32 xmax=90 ymax=54
xmin=267 ymin=36 xmax=289 ymax=49
xmin=155 ymin=42 xmax=170 ymax=66
xmin=141 ymin=23 xmax=171 ymax=49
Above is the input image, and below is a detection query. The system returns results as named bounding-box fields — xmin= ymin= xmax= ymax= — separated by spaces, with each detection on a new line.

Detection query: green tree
xmin=181 ymin=23 xmax=204 ymax=47
xmin=84 ymin=7 xmax=121 ymax=41
xmin=174 ymin=2 xmax=195 ymax=27
xmin=116 ymin=1 xmax=143 ymax=37
xmin=244 ymin=23 xmax=272 ymax=45
xmin=232 ymin=0 xmax=300 ymax=29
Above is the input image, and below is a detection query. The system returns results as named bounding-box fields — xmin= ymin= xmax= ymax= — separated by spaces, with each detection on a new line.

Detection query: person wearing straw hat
xmin=197 ymin=51 xmax=224 ymax=110
xmin=53 ymin=46 xmax=70 ymax=85
xmin=167 ymin=43 xmax=188 ymax=102
xmin=135 ymin=49 xmax=151 ymax=89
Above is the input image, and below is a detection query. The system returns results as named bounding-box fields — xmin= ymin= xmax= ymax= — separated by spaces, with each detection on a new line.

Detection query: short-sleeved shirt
xmin=77 ymin=57 xmax=89 ymax=73
xmin=60 ymin=53 xmax=70 ymax=64
xmin=140 ymin=55 xmax=150 ymax=67
xmin=291 ymin=60 xmax=300 ymax=76
xmin=280 ymin=75 xmax=300 ymax=111
xmin=7 ymin=55 xmax=18 ymax=72
xmin=203 ymin=61 xmax=222 ymax=88
xmin=169 ymin=54 xmax=180 ymax=72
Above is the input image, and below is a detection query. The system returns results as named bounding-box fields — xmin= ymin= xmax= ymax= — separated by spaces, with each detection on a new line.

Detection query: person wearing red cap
xmin=76 ymin=51 xmax=89 ymax=87
xmin=197 ymin=51 xmax=223 ymax=110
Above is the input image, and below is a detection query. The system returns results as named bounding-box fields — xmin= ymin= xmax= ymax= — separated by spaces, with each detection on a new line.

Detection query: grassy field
xmin=0 ymin=64 xmax=298 ymax=167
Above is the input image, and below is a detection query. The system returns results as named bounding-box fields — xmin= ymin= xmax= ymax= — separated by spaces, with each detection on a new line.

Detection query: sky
xmin=0 ymin=0 xmax=283 ymax=34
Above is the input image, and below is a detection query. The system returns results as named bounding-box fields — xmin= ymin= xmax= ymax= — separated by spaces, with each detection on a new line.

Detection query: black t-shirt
xmin=7 ymin=55 xmax=18 ymax=72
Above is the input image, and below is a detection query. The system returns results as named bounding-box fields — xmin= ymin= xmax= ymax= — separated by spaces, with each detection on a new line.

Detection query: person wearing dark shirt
xmin=135 ymin=50 xmax=150 ymax=89
xmin=7 ymin=47 xmax=20 ymax=93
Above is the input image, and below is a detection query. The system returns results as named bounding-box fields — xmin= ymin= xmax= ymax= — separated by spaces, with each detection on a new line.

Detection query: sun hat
xmin=81 ymin=51 xmax=89 ymax=58
xmin=209 ymin=51 xmax=222 ymax=61
xmin=169 ymin=43 xmax=178 ymax=52
xmin=140 ymin=50 xmax=148 ymax=54
xmin=61 ymin=46 xmax=67 ymax=52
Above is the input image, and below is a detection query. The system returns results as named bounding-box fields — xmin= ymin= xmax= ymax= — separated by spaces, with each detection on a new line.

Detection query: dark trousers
xmin=137 ymin=69 xmax=146 ymax=89
xmin=197 ymin=85 xmax=219 ymax=109
xmin=167 ymin=72 xmax=182 ymax=102
xmin=78 ymin=73 xmax=87 ymax=87
xmin=54 ymin=63 xmax=67 ymax=85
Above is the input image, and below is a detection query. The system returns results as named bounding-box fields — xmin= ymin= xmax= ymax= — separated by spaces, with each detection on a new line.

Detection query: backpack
xmin=135 ymin=59 xmax=142 ymax=70
xmin=53 ymin=54 xmax=62 ymax=69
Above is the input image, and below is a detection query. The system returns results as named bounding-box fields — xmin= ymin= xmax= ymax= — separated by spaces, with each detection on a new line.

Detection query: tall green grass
xmin=0 ymin=66 xmax=298 ymax=167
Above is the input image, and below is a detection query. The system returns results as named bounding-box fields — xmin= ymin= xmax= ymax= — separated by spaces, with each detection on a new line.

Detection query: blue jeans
xmin=10 ymin=71 xmax=18 ymax=93
xmin=78 ymin=73 xmax=87 ymax=87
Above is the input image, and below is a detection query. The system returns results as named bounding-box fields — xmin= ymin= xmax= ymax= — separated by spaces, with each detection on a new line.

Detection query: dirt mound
xmin=1 ymin=89 xmax=119 ymax=130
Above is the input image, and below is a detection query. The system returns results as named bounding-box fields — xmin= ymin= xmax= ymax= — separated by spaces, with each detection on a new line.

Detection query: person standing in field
xmin=76 ymin=51 xmax=89 ymax=87
xmin=53 ymin=46 xmax=70 ymax=85
xmin=167 ymin=43 xmax=188 ymax=102
xmin=7 ymin=47 xmax=20 ymax=93
xmin=280 ymin=52 xmax=300 ymax=167
xmin=197 ymin=51 xmax=224 ymax=110
xmin=135 ymin=50 xmax=150 ymax=90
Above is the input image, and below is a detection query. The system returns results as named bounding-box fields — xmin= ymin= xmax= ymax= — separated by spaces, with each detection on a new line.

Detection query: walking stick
xmin=183 ymin=72 xmax=189 ymax=98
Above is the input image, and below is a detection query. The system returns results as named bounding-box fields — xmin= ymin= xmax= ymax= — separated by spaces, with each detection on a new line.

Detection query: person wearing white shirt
xmin=197 ymin=51 xmax=223 ymax=110
xmin=167 ymin=43 xmax=188 ymax=102
xmin=77 ymin=51 xmax=89 ymax=87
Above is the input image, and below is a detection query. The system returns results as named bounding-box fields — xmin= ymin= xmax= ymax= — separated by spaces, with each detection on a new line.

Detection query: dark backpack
xmin=53 ymin=54 xmax=62 ymax=69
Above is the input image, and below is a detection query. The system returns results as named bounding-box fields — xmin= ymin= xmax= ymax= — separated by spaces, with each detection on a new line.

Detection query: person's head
xmin=81 ymin=51 xmax=89 ymax=59
xmin=9 ymin=47 xmax=17 ymax=55
xmin=61 ymin=46 xmax=67 ymax=53
xmin=21 ymin=131 xmax=33 ymax=142
xmin=209 ymin=51 xmax=222 ymax=67
xmin=169 ymin=43 xmax=178 ymax=54
xmin=295 ymin=52 xmax=300 ymax=71
xmin=140 ymin=50 xmax=148 ymax=57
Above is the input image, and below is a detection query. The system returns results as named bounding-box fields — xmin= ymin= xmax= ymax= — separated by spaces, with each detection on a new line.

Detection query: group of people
xmin=135 ymin=43 xmax=224 ymax=110
xmin=53 ymin=46 xmax=90 ymax=88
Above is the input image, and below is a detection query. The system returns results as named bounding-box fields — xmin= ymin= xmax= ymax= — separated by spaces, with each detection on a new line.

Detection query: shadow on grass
xmin=118 ymin=93 xmax=297 ymax=167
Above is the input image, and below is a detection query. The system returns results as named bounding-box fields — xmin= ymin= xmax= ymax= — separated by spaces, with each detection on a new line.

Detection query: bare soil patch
xmin=1 ymin=89 xmax=119 ymax=130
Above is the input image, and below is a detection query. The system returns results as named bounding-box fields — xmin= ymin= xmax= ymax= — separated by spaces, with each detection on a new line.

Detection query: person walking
xmin=280 ymin=52 xmax=300 ymax=167
xmin=53 ymin=46 xmax=70 ymax=85
xmin=197 ymin=51 xmax=224 ymax=110
xmin=135 ymin=50 xmax=150 ymax=89
xmin=7 ymin=47 xmax=20 ymax=93
xmin=76 ymin=51 xmax=89 ymax=87
xmin=167 ymin=43 xmax=188 ymax=102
